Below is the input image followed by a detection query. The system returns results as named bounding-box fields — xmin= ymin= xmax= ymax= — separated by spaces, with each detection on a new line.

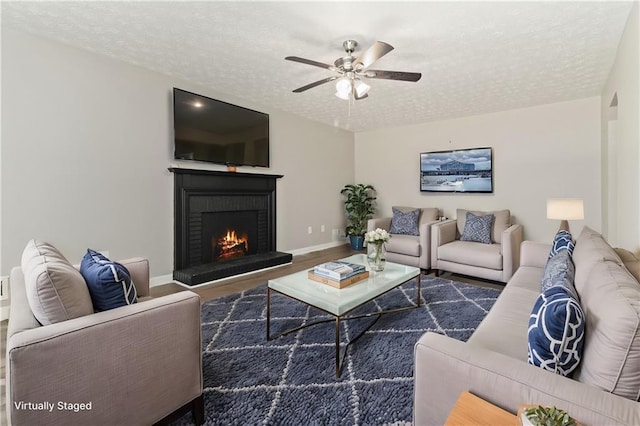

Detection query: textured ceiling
xmin=1 ymin=1 xmax=635 ymax=132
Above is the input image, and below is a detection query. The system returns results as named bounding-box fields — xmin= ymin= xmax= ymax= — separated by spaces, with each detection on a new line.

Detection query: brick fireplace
xmin=170 ymin=168 xmax=292 ymax=285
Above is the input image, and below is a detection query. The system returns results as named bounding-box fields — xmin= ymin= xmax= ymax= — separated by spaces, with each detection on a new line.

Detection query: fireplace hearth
xmin=170 ymin=168 xmax=292 ymax=285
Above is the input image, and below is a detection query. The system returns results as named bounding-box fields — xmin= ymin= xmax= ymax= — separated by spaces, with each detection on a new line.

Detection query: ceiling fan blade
xmin=292 ymin=76 xmax=338 ymax=93
xmin=352 ymin=41 xmax=394 ymax=69
xmin=363 ymin=70 xmax=422 ymax=82
xmin=354 ymin=93 xmax=369 ymax=101
xmin=285 ymin=56 xmax=334 ymax=70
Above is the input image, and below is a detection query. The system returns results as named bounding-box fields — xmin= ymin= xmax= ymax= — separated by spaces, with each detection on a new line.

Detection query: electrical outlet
xmin=0 ymin=276 xmax=9 ymax=301
xmin=307 ymin=226 xmax=313 ymax=234
xmin=321 ymin=225 xmax=326 ymax=232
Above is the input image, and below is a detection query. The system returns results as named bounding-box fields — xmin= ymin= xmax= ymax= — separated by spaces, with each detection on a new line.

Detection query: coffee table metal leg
xmin=335 ymin=317 xmax=341 ymax=376
xmin=417 ymin=276 xmax=421 ymax=307
xmin=266 ymin=287 xmax=271 ymax=340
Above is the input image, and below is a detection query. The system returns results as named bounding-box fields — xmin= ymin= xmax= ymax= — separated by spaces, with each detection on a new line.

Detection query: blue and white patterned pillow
xmin=528 ymin=285 xmax=585 ymax=377
xmin=460 ymin=212 xmax=494 ymax=244
xmin=389 ymin=208 xmax=420 ymax=236
xmin=541 ymin=250 xmax=577 ymax=297
xmin=80 ymin=249 xmax=137 ymax=311
xmin=548 ymin=230 xmax=575 ymax=259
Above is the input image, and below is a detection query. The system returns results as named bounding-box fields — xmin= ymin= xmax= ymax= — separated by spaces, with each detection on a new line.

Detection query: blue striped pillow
xmin=80 ymin=249 xmax=137 ymax=311
xmin=528 ymin=285 xmax=585 ymax=376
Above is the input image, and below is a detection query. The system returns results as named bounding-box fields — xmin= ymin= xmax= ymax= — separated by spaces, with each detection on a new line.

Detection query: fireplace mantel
xmin=169 ymin=167 xmax=290 ymax=285
xmin=168 ymin=167 xmax=283 ymax=181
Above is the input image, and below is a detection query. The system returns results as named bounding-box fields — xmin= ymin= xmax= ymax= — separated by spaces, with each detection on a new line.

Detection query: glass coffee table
xmin=266 ymin=254 xmax=420 ymax=376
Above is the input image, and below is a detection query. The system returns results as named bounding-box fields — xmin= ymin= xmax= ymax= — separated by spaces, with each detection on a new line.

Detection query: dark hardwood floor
xmin=150 ymin=243 xmax=503 ymax=303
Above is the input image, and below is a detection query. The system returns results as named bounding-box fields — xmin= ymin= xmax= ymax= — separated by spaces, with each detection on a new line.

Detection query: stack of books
xmin=308 ymin=261 xmax=369 ymax=289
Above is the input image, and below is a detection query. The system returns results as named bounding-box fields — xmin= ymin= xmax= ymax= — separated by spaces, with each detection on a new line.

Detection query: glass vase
xmin=367 ymin=242 xmax=387 ymax=272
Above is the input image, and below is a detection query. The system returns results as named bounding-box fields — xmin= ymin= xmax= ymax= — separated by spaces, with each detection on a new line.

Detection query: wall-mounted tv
xmin=420 ymin=147 xmax=493 ymax=193
xmin=173 ymin=88 xmax=269 ymax=167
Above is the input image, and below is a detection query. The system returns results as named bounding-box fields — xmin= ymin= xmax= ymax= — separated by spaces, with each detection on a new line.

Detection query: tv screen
xmin=173 ymin=88 xmax=269 ymax=167
xmin=420 ymin=147 xmax=493 ymax=193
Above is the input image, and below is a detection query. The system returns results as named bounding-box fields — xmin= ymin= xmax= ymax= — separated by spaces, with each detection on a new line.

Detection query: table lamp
xmin=547 ymin=198 xmax=584 ymax=232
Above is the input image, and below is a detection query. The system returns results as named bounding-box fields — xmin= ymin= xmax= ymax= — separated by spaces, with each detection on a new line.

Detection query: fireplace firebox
xmin=170 ymin=168 xmax=292 ymax=285
xmin=201 ymin=210 xmax=258 ymax=262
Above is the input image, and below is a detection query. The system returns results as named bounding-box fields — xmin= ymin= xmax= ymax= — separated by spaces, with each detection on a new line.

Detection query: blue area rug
xmin=175 ymin=276 xmax=500 ymax=425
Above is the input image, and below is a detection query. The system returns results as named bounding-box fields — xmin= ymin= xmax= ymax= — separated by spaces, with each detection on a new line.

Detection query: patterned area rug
xmin=174 ymin=276 xmax=500 ymax=425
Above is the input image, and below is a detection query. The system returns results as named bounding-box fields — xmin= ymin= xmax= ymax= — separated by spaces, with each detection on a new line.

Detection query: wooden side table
xmin=445 ymin=391 xmax=516 ymax=425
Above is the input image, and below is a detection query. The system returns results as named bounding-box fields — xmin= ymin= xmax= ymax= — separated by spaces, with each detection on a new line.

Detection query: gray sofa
xmin=414 ymin=227 xmax=640 ymax=425
xmin=6 ymin=254 xmax=203 ymax=425
xmin=367 ymin=206 xmax=440 ymax=271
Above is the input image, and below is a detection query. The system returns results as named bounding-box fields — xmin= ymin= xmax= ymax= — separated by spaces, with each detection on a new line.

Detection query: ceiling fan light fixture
xmin=354 ymin=79 xmax=370 ymax=97
xmin=335 ymin=77 xmax=352 ymax=100
xmin=335 ymin=90 xmax=350 ymax=100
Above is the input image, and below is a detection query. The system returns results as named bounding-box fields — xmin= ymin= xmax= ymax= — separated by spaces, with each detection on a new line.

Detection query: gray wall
xmin=601 ymin=3 xmax=639 ymax=252
xmin=1 ymin=28 xmax=355 ymax=277
xmin=354 ymin=98 xmax=601 ymax=243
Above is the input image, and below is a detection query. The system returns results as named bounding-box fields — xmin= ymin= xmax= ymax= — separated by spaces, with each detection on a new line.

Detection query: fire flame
xmin=222 ymin=230 xmax=247 ymax=247
xmin=213 ymin=229 xmax=249 ymax=260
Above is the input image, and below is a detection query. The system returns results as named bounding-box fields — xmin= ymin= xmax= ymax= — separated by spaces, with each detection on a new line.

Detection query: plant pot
xmin=349 ymin=235 xmax=365 ymax=251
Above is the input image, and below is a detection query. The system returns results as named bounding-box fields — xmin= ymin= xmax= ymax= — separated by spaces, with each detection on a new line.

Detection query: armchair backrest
xmin=456 ymin=209 xmax=511 ymax=243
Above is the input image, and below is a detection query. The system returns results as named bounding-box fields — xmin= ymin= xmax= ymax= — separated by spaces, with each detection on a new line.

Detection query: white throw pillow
xmin=21 ymin=239 xmax=94 ymax=325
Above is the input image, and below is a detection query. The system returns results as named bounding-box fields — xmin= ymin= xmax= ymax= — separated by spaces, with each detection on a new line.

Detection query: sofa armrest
xmin=418 ymin=220 xmax=439 ymax=270
xmin=501 ymin=224 xmax=523 ymax=281
xmin=7 ymin=291 xmax=202 ymax=425
xmin=119 ymin=257 xmax=150 ymax=297
xmin=368 ymin=217 xmax=392 ymax=232
xmin=414 ymin=332 xmax=639 ymax=426
xmin=430 ymin=219 xmax=457 ymax=267
xmin=521 ymin=241 xmax=552 ymax=268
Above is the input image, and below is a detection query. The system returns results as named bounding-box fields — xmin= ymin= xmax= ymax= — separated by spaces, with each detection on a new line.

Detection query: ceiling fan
xmin=285 ymin=40 xmax=422 ymax=101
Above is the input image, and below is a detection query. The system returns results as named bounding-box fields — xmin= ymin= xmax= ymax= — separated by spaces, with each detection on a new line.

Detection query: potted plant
xmin=521 ymin=405 xmax=577 ymax=426
xmin=340 ymin=183 xmax=377 ymax=250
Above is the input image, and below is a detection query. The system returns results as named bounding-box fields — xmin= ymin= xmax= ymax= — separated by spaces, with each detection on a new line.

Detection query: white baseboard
xmin=287 ymin=240 xmax=348 ymax=256
xmin=150 ymin=240 xmax=348 ymax=288
xmin=150 ymin=274 xmax=174 ymax=288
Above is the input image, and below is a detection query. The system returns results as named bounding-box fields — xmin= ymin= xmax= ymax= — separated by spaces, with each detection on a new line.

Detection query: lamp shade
xmin=546 ymin=198 xmax=584 ymax=220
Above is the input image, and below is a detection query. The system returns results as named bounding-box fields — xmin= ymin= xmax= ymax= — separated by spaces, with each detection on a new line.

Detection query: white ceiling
xmin=2 ymin=1 xmax=635 ymax=132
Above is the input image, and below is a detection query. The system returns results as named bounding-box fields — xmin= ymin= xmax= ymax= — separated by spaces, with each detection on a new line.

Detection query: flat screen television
xmin=173 ymin=88 xmax=270 ymax=167
xmin=420 ymin=147 xmax=493 ymax=193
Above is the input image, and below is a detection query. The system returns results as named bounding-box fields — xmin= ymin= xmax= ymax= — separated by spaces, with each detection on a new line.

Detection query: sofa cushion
xmin=80 ymin=249 xmax=137 ymax=311
xmin=460 ymin=212 xmax=494 ymax=244
xmin=572 ymin=227 xmax=640 ymax=400
xmin=615 ymin=247 xmax=640 ymax=284
xmin=385 ymin=234 xmax=420 ymax=257
xmin=20 ymin=239 xmax=94 ymax=325
xmin=541 ymin=251 xmax=576 ymax=297
xmin=389 ymin=207 xmax=420 ymax=236
xmin=528 ymin=285 xmax=585 ymax=377
xmin=573 ymin=259 xmax=640 ymax=400
xmin=457 ymin=209 xmax=510 ymax=243
xmin=572 ymin=226 xmax=621 ymax=295
xmin=438 ymin=240 xmax=503 ymax=270
xmin=548 ymin=230 xmax=575 ymax=259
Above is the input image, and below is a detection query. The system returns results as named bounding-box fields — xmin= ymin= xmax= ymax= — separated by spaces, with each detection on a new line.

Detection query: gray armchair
xmin=6 ymin=256 xmax=203 ymax=426
xmin=367 ymin=206 xmax=441 ymax=271
xmin=431 ymin=209 xmax=523 ymax=283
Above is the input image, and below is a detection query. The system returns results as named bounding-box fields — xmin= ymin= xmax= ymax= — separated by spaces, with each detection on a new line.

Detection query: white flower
xmin=365 ymin=227 xmax=391 ymax=243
